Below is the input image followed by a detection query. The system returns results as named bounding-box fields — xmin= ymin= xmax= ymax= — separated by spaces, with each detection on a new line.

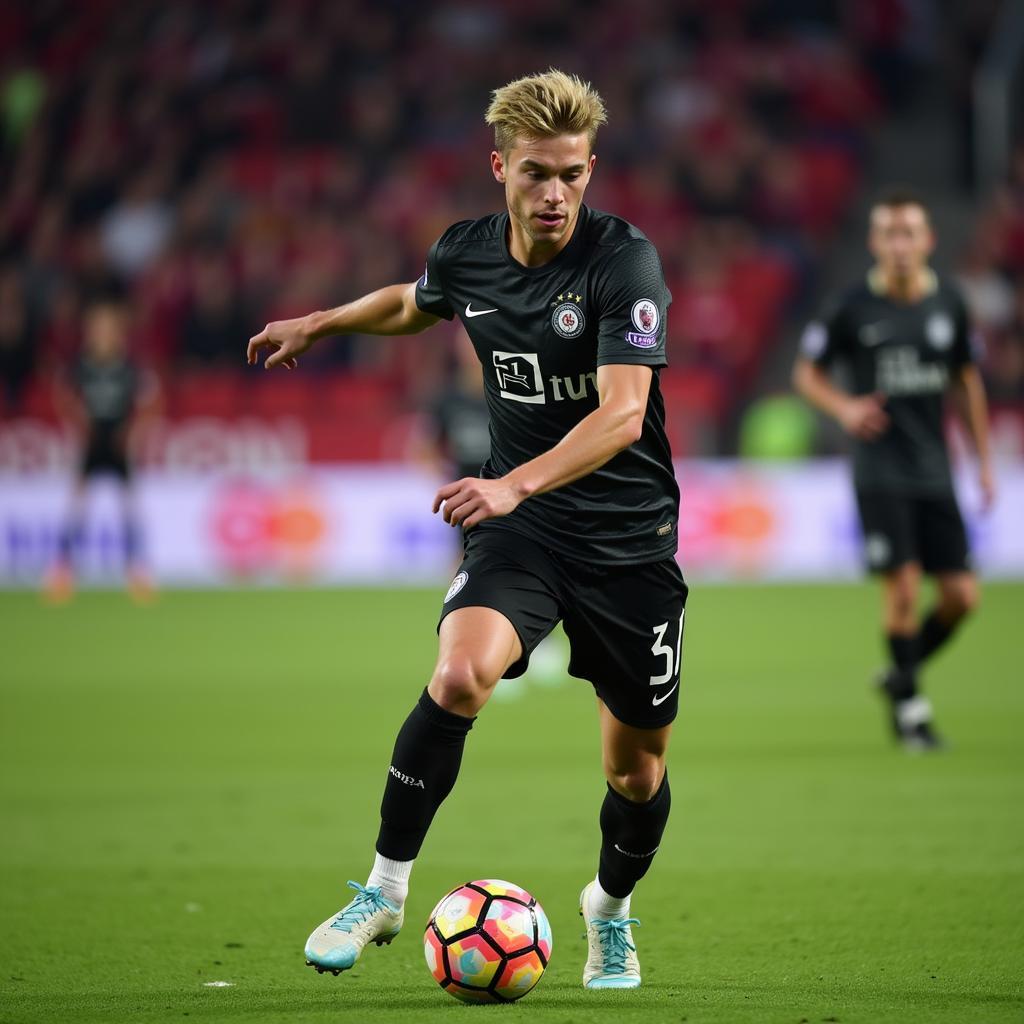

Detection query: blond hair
xmin=485 ymin=69 xmax=607 ymax=154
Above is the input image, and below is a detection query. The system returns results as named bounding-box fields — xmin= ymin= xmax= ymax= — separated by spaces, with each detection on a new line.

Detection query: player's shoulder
xmin=932 ymin=274 xmax=969 ymax=313
xmin=582 ymin=207 xmax=665 ymax=291
xmin=432 ymin=214 xmax=505 ymax=255
xmin=583 ymin=207 xmax=657 ymax=255
xmin=836 ymin=278 xmax=875 ymax=312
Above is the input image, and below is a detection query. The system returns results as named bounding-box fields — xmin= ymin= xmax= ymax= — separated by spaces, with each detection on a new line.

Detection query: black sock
xmin=915 ymin=609 xmax=956 ymax=665
xmin=597 ymin=773 xmax=671 ymax=900
xmin=886 ymin=633 xmax=918 ymax=700
xmin=376 ymin=688 xmax=474 ymax=861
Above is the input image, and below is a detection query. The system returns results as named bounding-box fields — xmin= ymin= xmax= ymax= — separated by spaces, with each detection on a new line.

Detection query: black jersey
xmin=74 ymin=356 xmax=139 ymax=426
xmin=801 ymin=271 xmax=976 ymax=495
xmin=415 ymin=205 xmax=678 ymax=564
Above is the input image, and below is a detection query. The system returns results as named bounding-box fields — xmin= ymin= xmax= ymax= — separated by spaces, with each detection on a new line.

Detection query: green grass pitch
xmin=1 ymin=583 xmax=1021 ymax=1024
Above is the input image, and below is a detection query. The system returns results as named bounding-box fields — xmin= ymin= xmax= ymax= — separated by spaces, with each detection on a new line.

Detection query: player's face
xmin=491 ymin=133 xmax=596 ymax=262
xmin=84 ymin=305 xmax=128 ymax=361
xmin=869 ymin=204 xmax=934 ymax=280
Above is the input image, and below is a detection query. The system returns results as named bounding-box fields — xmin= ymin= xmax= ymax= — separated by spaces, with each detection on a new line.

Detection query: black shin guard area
xmin=597 ymin=774 xmax=671 ymax=900
xmin=886 ymin=633 xmax=918 ymax=699
xmin=376 ymin=688 xmax=474 ymax=861
xmin=916 ymin=610 xmax=956 ymax=664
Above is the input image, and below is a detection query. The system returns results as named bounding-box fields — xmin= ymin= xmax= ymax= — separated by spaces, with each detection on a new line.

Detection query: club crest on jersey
xmin=551 ymin=300 xmax=585 ymax=339
xmin=926 ymin=312 xmax=954 ymax=350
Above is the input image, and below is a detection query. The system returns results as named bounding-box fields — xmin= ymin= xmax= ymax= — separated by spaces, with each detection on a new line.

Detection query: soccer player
xmin=47 ymin=294 xmax=158 ymax=604
xmin=793 ymin=188 xmax=995 ymax=750
xmin=248 ymin=70 xmax=686 ymax=989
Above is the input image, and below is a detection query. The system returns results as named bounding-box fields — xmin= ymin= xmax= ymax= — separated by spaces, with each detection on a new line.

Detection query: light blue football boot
xmin=304 ymin=881 xmax=403 ymax=975
xmin=579 ymin=882 xmax=642 ymax=989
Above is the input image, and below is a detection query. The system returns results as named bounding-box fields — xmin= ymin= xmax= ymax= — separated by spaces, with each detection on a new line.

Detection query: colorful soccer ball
xmin=424 ymin=879 xmax=552 ymax=1003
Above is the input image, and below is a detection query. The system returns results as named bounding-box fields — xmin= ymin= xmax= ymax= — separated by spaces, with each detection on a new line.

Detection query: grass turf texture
xmin=0 ymin=584 xmax=1021 ymax=1024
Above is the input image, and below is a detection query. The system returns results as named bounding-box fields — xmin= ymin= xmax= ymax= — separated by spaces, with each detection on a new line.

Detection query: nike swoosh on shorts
xmin=465 ymin=303 xmax=498 ymax=318
xmin=651 ymin=681 xmax=679 ymax=707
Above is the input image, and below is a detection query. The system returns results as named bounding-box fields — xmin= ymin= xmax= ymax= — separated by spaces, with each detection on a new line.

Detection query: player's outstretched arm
xmin=792 ymin=357 xmax=890 ymax=441
xmin=951 ymin=364 xmax=996 ymax=509
xmin=435 ymin=363 xmax=650 ymax=529
xmin=247 ymin=282 xmax=439 ymax=369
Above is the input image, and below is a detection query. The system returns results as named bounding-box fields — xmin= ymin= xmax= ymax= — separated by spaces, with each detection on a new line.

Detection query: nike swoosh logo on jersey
xmin=860 ymin=322 xmax=891 ymax=346
xmin=651 ymin=681 xmax=679 ymax=707
xmin=465 ymin=303 xmax=498 ymax=318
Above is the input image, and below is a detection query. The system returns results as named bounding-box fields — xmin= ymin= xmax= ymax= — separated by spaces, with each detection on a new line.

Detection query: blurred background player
xmin=792 ymin=189 xmax=995 ymax=750
xmin=46 ymin=295 xmax=159 ymax=603
xmin=419 ymin=328 xmax=491 ymax=504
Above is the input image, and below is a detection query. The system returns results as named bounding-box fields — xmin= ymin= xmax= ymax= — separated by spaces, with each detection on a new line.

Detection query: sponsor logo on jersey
xmin=926 ymin=312 xmax=954 ymax=350
xmin=551 ymin=301 xmax=585 ymax=338
xmin=631 ymin=298 xmax=660 ymax=335
xmin=548 ymin=371 xmax=598 ymax=402
xmin=877 ymin=347 xmax=949 ymax=395
xmin=444 ymin=570 xmax=468 ymax=603
xmin=493 ymin=351 xmax=545 ymax=403
xmin=625 ymin=332 xmax=658 ymax=349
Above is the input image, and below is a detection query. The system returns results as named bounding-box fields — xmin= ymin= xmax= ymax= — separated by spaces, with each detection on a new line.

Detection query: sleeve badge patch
xmin=630 ymin=299 xmax=660 ymax=335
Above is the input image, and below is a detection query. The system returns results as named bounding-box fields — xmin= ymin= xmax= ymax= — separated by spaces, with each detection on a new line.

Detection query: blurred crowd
xmin=0 ymin=0 xmax=1019 ymax=455
xmin=957 ymin=141 xmax=1024 ymax=406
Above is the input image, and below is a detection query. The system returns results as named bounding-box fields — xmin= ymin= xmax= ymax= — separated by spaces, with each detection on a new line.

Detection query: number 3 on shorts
xmin=649 ymin=608 xmax=685 ymax=687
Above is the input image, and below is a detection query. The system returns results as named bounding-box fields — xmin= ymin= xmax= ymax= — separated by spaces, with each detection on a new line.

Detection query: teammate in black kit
xmin=47 ymin=295 xmax=158 ymax=604
xmin=423 ymin=330 xmax=492 ymax=495
xmin=248 ymin=70 xmax=687 ymax=989
xmin=793 ymin=189 xmax=994 ymax=750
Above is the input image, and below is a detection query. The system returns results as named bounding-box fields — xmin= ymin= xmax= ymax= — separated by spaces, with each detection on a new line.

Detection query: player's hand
xmin=247 ymin=317 xmax=315 ymax=370
xmin=839 ymin=393 xmax=890 ymax=441
xmin=433 ymin=477 xmax=524 ymax=529
xmin=978 ymin=461 xmax=996 ymax=512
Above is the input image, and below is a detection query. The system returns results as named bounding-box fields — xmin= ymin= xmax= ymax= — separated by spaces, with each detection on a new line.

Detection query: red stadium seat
xmin=660 ymin=368 xmax=728 ymax=422
xmin=245 ymin=373 xmax=320 ymax=418
xmin=322 ymin=374 xmax=397 ymax=418
xmin=168 ymin=371 xmax=244 ymax=419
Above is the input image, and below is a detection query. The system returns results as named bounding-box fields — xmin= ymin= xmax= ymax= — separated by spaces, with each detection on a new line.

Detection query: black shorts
xmin=81 ymin=424 xmax=130 ymax=480
xmin=855 ymin=490 xmax=970 ymax=575
xmin=438 ymin=525 xmax=689 ymax=729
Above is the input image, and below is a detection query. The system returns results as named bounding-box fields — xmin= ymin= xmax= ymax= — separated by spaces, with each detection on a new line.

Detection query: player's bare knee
xmin=943 ymin=577 xmax=979 ymax=622
xmin=605 ymin=761 xmax=664 ymax=804
xmin=429 ymin=654 xmax=498 ymax=712
xmin=885 ymin=585 xmax=917 ymax=629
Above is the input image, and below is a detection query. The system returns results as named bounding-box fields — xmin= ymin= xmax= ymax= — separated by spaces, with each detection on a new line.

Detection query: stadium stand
xmin=1 ymin=0 xmax=1018 ymax=462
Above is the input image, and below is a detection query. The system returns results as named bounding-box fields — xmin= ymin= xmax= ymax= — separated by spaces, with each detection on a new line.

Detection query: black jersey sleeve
xmin=799 ymin=294 xmax=850 ymax=367
xmin=593 ymin=239 xmax=672 ymax=369
xmin=949 ymin=288 xmax=978 ymax=368
xmin=414 ymin=236 xmax=455 ymax=321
